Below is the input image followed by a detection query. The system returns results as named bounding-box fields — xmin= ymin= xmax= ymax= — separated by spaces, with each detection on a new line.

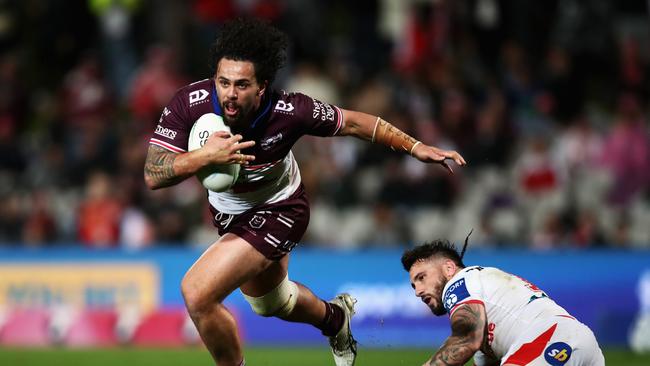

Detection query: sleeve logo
xmin=443 ymin=279 xmax=471 ymax=312
xmin=154 ymin=125 xmax=177 ymax=139
xmin=544 ymin=342 xmax=572 ymax=365
xmin=312 ymin=99 xmax=335 ymax=121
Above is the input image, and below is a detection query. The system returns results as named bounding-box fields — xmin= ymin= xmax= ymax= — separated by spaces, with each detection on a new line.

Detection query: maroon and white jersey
xmin=149 ymin=79 xmax=344 ymax=214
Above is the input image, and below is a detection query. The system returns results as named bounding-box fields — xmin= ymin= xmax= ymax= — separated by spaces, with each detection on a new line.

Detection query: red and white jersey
xmin=149 ymin=79 xmax=343 ymax=214
xmin=442 ymin=266 xmax=571 ymax=359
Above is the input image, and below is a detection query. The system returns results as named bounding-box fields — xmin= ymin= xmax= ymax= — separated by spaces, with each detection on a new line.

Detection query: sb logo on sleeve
xmin=544 ymin=342 xmax=572 ymax=365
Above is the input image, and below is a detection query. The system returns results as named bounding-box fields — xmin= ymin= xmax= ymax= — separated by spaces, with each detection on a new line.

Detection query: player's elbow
xmin=144 ymin=172 xmax=162 ymax=190
xmin=465 ymin=330 xmax=484 ymax=353
xmin=468 ymin=335 xmax=483 ymax=353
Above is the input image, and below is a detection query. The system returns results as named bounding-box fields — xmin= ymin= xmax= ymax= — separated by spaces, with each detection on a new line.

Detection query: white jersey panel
xmin=208 ymin=150 xmax=302 ymax=214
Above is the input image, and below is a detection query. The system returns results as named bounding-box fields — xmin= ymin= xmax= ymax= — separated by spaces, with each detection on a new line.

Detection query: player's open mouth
xmin=224 ymin=103 xmax=239 ymax=117
xmin=422 ymin=296 xmax=432 ymax=305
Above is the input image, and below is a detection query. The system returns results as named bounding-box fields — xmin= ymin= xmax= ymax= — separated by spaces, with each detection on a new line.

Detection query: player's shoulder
xmin=267 ymin=89 xmax=312 ymax=118
xmin=164 ymin=79 xmax=213 ymax=120
xmin=271 ymin=89 xmax=309 ymax=107
xmin=443 ymin=266 xmax=486 ymax=296
xmin=174 ymin=79 xmax=213 ymax=105
xmin=442 ymin=267 xmax=484 ymax=314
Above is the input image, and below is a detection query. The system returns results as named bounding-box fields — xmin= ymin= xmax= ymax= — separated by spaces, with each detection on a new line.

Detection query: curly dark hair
xmin=401 ymin=239 xmax=466 ymax=271
xmin=209 ymin=17 xmax=289 ymax=85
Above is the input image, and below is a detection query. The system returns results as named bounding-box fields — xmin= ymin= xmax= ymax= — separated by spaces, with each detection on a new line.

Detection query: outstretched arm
xmin=144 ymin=132 xmax=256 ymax=190
xmin=424 ymin=303 xmax=486 ymax=366
xmin=337 ymin=109 xmax=466 ymax=173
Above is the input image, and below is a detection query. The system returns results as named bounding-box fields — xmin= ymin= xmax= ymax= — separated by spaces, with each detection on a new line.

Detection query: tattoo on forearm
xmin=375 ymin=119 xmax=419 ymax=153
xmin=431 ymin=305 xmax=485 ymax=366
xmin=144 ymin=145 xmax=181 ymax=187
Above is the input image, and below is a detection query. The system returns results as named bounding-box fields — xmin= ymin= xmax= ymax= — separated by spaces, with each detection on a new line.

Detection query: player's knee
xmin=181 ymin=274 xmax=215 ymax=316
xmin=243 ymin=275 xmax=299 ymax=318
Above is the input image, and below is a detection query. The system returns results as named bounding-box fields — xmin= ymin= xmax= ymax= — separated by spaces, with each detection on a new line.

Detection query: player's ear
xmin=257 ymin=81 xmax=268 ymax=96
xmin=443 ymin=259 xmax=456 ymax=279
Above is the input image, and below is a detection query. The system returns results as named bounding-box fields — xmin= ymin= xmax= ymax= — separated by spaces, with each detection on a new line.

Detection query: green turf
xmin=0 ymin=347 xmax=647 ymax=365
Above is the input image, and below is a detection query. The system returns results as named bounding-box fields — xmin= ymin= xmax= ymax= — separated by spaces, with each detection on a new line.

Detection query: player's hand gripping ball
xmin=188 ymin=113 xmax=240 ymax=192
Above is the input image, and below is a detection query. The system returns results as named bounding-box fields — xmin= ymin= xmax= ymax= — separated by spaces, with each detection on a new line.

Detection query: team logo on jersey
xmin=274 ymin=100 xmax=294 ymax=113
xmin=445 ymin=294 xmax=458 ymax=309
xmin=544 ymin=342 xmax=572 ymax=365
xmin=189 ymin=89 xmax=209 ymax=105
xmin=261 ymin=133 xmax=283 ymax=150
xmin=249 ymin=215 xmax=266 ymax=229
xmin=443 ymin=279 xmax=471 ymax=313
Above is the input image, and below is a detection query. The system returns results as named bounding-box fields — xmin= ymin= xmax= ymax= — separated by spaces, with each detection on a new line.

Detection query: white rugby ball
xmin=188 ymin=113 xmax=240 ymax=192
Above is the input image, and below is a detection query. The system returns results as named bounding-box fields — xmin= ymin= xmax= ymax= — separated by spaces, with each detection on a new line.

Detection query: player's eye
xmin=219 ymin=80 xmax=229 ymax=87
xmin=236 ymin=83 xmax=249 ymax=90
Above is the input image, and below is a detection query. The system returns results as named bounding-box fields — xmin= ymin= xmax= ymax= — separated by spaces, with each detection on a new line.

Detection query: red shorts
xmin=208 ymin=185 xmax=310 ymax=260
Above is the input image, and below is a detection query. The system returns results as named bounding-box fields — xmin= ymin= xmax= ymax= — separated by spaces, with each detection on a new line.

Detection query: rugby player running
xmin=402 ymin=239 xmax=605 ymax=366
xmin=144 ymin=18 xmax=465 ymax=366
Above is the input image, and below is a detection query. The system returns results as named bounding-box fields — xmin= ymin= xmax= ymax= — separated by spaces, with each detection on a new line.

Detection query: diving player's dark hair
xmin=209 ymin=17 xmax=289 ymax=86
xmin=401 ymin=239 xmax=467 ymax=271
xmin=459 ymin=229 xmax=473 ymax=260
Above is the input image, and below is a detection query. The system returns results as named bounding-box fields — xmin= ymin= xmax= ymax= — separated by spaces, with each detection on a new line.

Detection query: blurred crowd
xmin=0 ymin=0 xmax=649 ymax=250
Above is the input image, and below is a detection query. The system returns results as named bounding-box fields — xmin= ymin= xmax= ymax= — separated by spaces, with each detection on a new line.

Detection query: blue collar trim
xmin=250 ymin=97 xmax=272 ymax=129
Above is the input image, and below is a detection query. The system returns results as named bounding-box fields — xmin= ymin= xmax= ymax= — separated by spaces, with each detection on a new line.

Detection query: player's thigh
xmin=183 ymin=233 xmax=275 ymax=303
xmin=239 ymin=254 xmax=290 ymax=297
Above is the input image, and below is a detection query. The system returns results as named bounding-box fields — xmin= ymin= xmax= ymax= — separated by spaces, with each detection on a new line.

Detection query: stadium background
xmin=0 ymin=0 xmax=649 ymax=365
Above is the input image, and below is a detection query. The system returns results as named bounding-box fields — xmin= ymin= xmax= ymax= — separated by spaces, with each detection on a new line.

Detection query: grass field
xmin=0 ymin=347 xmax=648 ymax=365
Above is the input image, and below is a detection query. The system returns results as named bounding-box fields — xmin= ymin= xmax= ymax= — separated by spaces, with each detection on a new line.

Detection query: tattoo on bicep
xmin=430 ymin=305 xmax=485 ymax=366
xmin=144 ymin=145 xmax=179 ymax=186
xmin=450 ymin=304 xmax=483 ymax=337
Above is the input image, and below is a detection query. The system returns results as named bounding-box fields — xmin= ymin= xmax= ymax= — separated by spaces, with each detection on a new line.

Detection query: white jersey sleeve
xmin=442 ymin=266 xmax=485 ymax=316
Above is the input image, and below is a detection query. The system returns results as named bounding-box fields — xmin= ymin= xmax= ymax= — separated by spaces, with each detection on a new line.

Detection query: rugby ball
xmin=188 ymin=113 xmax=240 ymax=192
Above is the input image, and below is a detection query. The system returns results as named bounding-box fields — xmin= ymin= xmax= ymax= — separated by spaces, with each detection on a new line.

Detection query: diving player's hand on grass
xmin=412 ymin=143 xmax=466 ymax=174
xmin=201 ymin=131 xmax=256 ymax=165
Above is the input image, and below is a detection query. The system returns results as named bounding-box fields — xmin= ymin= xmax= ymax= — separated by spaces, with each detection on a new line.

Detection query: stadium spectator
xmin=599 ymin=92 xmax=650 ymax=207
xmin=77 ymin=171 xmax=123 ymax=247
xmin=128 ymin=45 xmax=188 ymax=129
xmin=402 ymin=239 xmax=605 ymax=365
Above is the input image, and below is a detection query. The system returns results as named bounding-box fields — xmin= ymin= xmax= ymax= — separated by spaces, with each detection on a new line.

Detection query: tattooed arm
xmin=424 ymin=302 xmax=487 ymax=366
xmin=144 ymin=132 xmax=256 ymax=190
xmin=144 ymin=145 xmax=192 ymax=189
xmin=337 ymin=109 xmax=465 ymax=174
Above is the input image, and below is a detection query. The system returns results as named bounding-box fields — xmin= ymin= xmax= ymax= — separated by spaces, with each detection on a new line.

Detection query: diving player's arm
xmin=337 ymin=109 xmax=466 ymax=173
xmin=144 ymin=132 xmax=255 ymax=189
xmin=424 ymin=302 xmax=487 ymax=366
